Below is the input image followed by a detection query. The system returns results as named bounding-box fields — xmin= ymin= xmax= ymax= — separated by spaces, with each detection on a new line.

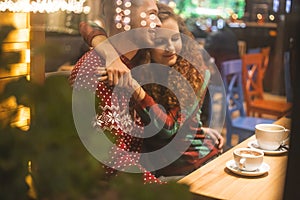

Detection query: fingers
xmin=95 ymin=66 xmax=135 ymax=90
xmin=113 ymin=70 xmax=119 ymax=86
xmin=217 ymin=135 xmax=224 ymax=149
xmin=118 ymin=72 xmax=123 ymax=86
xmin=95 ymin=67 xmax=107 ymax=74
xmin=96 ymin=57 xmax=131 ymax=86
xmin=106 ymin=68 xmax=128 ymax=86
xmin=203 ymin=127 xmax=224 ymax=150
xmin=97 ymin=75 xmax=108 ymax=81
xmin=107 ymin=68 xmax=114 ymax=85
xmin=106 ymin=64 xmax=130 ymax=86
xmin=95 ymin=67 xmax=108 ymax=81
xmin=212 ymin=130 xmax=223 ymax=149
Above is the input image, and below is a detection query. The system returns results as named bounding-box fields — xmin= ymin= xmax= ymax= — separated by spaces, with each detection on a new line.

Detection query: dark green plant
xmin=0 ymin=25 xmax=192 ymax=199
xmin=0 ymin=76 xmax=192 ymax=200
xmin=0 ymin=76 xmax=106 ymax=200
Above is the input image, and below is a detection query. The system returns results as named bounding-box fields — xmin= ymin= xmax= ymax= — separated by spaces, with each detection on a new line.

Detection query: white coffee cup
xmin=233 ymin=148 xmax=264 ymax=171
xmin=255 ymin=124 xmax=290 ymax=151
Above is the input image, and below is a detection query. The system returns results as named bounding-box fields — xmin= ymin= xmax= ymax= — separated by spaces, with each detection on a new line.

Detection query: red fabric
xmin=69 ymin=50 xmax=163 ymax=184
xmin=79 ymin=21 xmax=107 ymax=47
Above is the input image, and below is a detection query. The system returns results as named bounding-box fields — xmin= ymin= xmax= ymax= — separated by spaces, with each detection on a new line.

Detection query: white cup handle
xmin=282 ymin=129 xmax=290 ymax=145
xmin=239 ymin=158 xmax=246 ymax=170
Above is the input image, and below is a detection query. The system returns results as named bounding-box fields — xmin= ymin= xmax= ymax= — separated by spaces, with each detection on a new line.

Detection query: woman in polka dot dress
xmin=70 ymin=0 xmax=163 ymax=184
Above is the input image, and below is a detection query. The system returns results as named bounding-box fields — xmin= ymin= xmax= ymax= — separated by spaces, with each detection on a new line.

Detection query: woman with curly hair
xmin=135 ymin=3 xmax=223 ymax=178
xmin=77 ymin=2 xmax=224 ymax=179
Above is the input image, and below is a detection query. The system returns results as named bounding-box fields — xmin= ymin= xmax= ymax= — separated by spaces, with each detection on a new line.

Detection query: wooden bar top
xmin=178 ymin=117 xmax=291 ymax=200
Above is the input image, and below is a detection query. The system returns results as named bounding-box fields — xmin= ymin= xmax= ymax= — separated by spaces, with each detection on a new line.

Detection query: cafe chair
xmin=241 ymin=53 xmax=292 ymax=118
xmin=247 ymin=46 xmax=271 ymax=79
xmin=260 ymin=46 xmax=271 ymax=78
xmin=221 ymin=59 xmax=275 ymax=147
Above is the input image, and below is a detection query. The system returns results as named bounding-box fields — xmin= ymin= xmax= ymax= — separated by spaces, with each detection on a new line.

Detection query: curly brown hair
xmin=140 ymin=3 xmax=208 ymax=112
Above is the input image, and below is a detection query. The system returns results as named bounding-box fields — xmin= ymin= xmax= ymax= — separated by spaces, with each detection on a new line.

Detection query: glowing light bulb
xmin=0 ymin=0 xmax=90 ymax=13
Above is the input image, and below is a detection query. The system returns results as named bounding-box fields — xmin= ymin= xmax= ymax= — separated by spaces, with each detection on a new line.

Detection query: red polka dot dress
xmin=69 ymin=49 xmax=163 ymax=184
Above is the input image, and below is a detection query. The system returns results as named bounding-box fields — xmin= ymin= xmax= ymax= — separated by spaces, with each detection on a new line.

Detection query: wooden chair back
xmin=247 ymin=46 xmax=270 ymax=79
xmin=261 ymin=46 xmax=271 ymax=77
xmin=242 ymin=53 xmax=264 ymax=105
xmin=241 ymin=53 xmax=292 ymax=117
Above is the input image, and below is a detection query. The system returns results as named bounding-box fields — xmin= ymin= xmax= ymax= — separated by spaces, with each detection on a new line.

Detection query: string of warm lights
xmin=0 ymin=0 xmax=90 ymax=13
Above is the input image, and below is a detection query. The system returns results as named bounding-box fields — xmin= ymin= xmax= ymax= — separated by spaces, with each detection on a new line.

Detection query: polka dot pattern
xmin=69 ymin=49 xmax=163 ymax=184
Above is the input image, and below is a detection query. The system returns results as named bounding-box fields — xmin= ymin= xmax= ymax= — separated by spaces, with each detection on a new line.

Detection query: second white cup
xmin=255 ymin=124 xmax=290 ymax=151
xmin=233 ymin=148 xmax=264 ymax=171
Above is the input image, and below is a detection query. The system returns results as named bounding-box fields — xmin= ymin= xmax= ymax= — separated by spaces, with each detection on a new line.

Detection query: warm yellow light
xmin=0 ymin=12 xmax=29 ymax=29
xmin=2 ymin=43 xmax=28 ymax=51
xmin=269 ymin=30 xmax=277 ymax=37
xmin=10 ymin=64 xmax=29 ymax=76
xmin=231 ymin=14 xmax=238 ymax=20
xmin=0 ymin=96 xmax=18 ymax=128
xmin=25 ymin=49 xmax=30 ymax=63
xmin=269 ymin=15 xmax=275 ymax=21
xmin=10 ymin=105 xmax=31 ymax=131
xmin=3 ymin=29 xmax=29 ymax=43
xmin=25 ymin=161 xmax=37 ymax=199
xmin=0 ymin=0 xmax=90 ymax=14
xmin=257 ymin=13 xmax=263 ymax=20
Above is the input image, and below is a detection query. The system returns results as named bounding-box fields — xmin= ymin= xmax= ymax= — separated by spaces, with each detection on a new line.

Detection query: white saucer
xmin=247 ymin=140 xmax=288 ymax=155
xmin=226 ymin=160 xmax=270 ymax=177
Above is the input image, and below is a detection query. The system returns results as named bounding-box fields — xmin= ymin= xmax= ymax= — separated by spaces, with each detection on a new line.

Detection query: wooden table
xmin=178 ymin=117 xmax=291 ymax=200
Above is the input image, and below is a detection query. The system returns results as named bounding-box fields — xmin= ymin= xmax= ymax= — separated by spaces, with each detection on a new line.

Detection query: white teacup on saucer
xmin=255 ymin=124 xmax=290 ymax=151
xmin=233 ymin=148 xmax=264 ymax=171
